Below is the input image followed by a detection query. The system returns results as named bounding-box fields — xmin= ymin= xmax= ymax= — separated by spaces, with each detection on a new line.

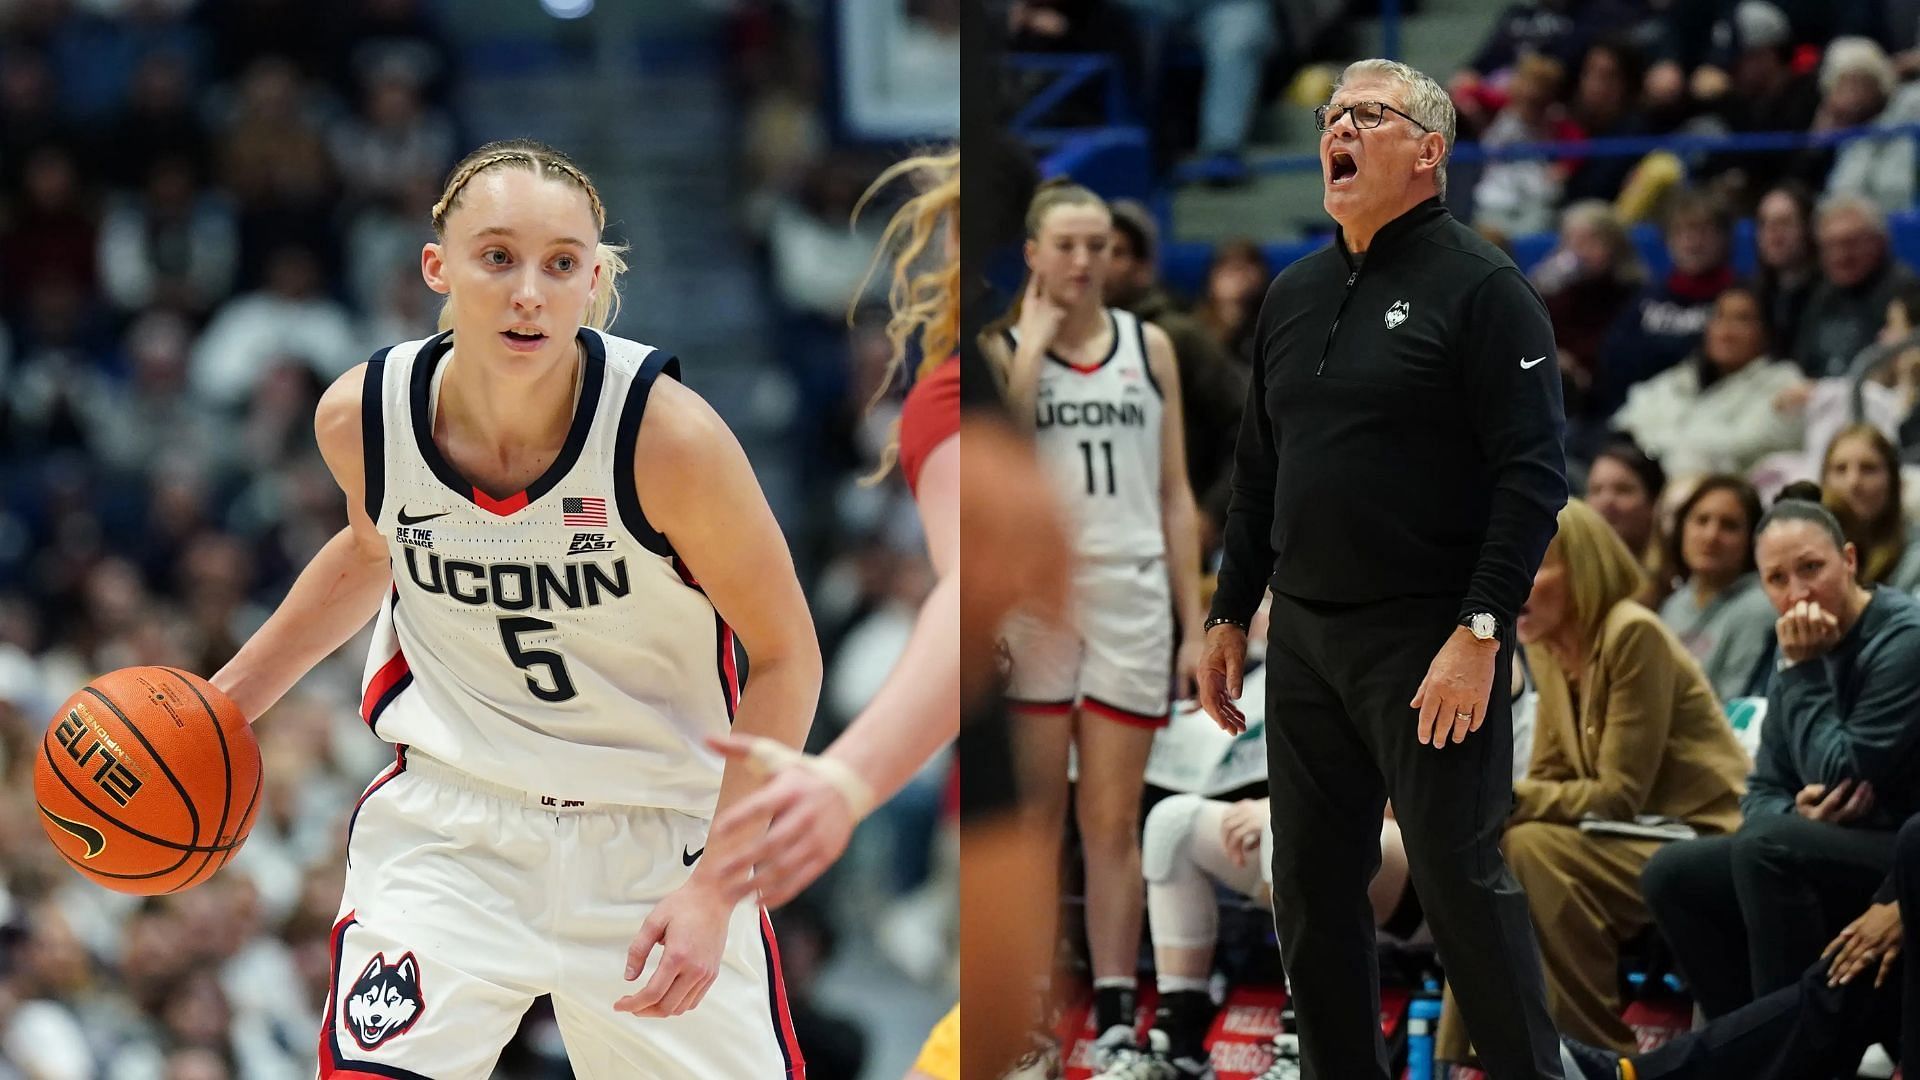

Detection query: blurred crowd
xmin=0 ymin=1 xmax=953 ymax=1078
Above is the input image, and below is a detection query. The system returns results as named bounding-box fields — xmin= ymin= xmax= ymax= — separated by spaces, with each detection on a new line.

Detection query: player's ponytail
xmin=585 ymin=241 xmax=628 ymax=331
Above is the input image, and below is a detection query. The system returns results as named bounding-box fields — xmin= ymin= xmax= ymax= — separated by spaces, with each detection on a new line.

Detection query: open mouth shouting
xmin=1329 ymin=149 xmax=1359 ymax=187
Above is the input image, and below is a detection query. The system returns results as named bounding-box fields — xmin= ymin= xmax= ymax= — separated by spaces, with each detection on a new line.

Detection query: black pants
xmin=1265 ymin=592 xmax=1561 ymax=1080
xmin=1626 ymin=814 xmax=1920 ymax=1079
xmin=1641 ymin=812 xmax=1897 ymax=1017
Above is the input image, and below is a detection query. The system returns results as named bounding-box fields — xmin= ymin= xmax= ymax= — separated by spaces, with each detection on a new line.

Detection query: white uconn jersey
xmin=359 ymin=329 xmax=735 ymax=813
xmin=1013 ymin=308 xmax=1166 ymax=561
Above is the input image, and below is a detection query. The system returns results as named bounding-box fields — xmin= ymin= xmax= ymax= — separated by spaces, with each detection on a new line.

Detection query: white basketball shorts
xmin=1001 ymin=554 xmax=1174 ymax=727
xmin=319 ymin=749 xmax=804 ymax=1079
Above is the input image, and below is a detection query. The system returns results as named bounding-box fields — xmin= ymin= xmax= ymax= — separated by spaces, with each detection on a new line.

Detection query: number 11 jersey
xmin=358 ymin=328 xmax=734 ymax=813
xmin=1010 ymin=307 xmax=1166 ymax=562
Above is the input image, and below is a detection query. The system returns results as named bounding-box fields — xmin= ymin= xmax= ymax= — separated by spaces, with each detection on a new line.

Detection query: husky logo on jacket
xmin=345 ymin=952 xmax=423 ymax=1050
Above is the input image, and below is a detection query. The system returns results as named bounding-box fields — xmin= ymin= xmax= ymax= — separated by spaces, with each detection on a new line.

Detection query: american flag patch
xmin=562 ymin=497 xmax=607 ymax=527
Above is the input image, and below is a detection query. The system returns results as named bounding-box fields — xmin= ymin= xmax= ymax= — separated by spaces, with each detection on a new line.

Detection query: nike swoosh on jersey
xmin=396 ymin=507 xmax=450 ymax=526
xmin=682 ymin=845 xmax=705 ymax=866
xmin=40 ymin=806 xmax=106 ymax=859
xmin=1520 ymin=355 xmax=1548 ymax=369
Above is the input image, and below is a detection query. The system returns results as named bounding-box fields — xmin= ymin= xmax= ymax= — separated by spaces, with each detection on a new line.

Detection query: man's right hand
xmin=1795 ymin=779 xmax=1876 ymax=823
xmin=1198 ymin=624 xmax=1249 ymax=734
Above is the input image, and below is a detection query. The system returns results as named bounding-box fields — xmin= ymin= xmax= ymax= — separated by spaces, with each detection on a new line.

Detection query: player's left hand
xmin=702 ymin=734 xmax=862 ymax=909
xmin=614 ymin=879 xmax=732 ymax=1018
xmin=1824 ymin=900 xmax=1903 ymax=988
xmin=1410 ymin=626 xmax=1498 ymax=748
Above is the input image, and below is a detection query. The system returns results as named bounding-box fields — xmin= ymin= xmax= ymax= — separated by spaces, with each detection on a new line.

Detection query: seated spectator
xmin=1106 ymin=799 xmax=1425 ymax=1077
xmin=1691 ymin=1 xmax=1821 ymax=204
xmin=1585 ymin=437 xmax=1672 ymax=606
xmin=1106 ymin=202 xmax=1245 ymax=555
xmin=1113 ymin=0 xmax=1275 ymax=182
xmin=1436 ymin=499 xmax=1748 ymax=1061
xmin=1563 ymin=813 xmax=1920 ymax=1080
xmin=1793 ymin=195 xmax=1918 ymax=378
xmin=1193 ymin=238 xmax=1267 ymax=364
xmin=189 ymin=244 xmax=359 ymax=411
xmin=1820 ymin=37 xmax=1920 ymax=216
xmin=96 ymin=154 xmax=239 ymax=319
xmin=1534 ymin=201 xmax=1644 ymax=423
xmin=1658 ymin=476 xmax=1776 ymax=703
xmin=1449 ymin=0 xmax=1640 ymax=137
xmin=1642 ymin=491 xmax=1920 ymax=1018
xmin=1472 ymin=55 xmax=1579 ymax=237
xmin=1821 ymin=423 xmax=1920 ymax=591
xmin=1753 ymin=181 xmax=1818 ymax=354
xmin=1561 ymin=39 xmax=1651 ymax=207
xmin=1612 ymin=284 xmax=1807 ymax=478
xmin=1596 ymin=189 xmax=1734 ymax=415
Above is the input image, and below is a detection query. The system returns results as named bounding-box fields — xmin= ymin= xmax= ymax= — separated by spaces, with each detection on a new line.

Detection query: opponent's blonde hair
xmin=850 ymin=148 xmax=959 ymax=482
xmin=431 ymin=139 xmax=628 ymax=333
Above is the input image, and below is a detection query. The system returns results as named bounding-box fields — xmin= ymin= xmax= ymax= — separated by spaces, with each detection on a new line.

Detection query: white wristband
xmin=740 ymin=738 xmax=879 ymax=822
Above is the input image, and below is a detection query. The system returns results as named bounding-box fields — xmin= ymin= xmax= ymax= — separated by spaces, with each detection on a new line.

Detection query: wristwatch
xmin=1461 ymin=612 xmax=1499 ymax=642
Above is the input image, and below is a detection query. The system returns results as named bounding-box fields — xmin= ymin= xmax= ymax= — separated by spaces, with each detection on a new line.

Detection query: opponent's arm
xmin=213 ymin=364 xmax=392 ymax=722
xmin=616 ymin=375 xmax=822 ymax=1017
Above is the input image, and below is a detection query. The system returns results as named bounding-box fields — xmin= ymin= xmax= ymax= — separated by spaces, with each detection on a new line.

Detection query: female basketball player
xmin=986 ymin=181 xmax=1206 ymax=1072
xmin=211 ymin=140 xmax=817 ymax=1078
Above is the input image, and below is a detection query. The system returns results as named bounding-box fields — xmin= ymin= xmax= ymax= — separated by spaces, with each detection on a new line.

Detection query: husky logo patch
xmin=1384 ymin=300 xmax=1410 ymax=329
xmin=345 ymin=952 xmax=423 ymax=1050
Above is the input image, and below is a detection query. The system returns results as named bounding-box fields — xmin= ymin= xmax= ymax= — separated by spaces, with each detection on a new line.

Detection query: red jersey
xmin=898 ymin=356 xmax=960 ymax=496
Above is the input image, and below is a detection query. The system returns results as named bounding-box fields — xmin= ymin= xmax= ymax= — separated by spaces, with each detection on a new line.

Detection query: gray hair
xmin=1820 ymin=36 xmax=1897 ymax=98
xmin=1333 ymin=58 xmax=1457 ymax=199
xmin=1816 ymin=192 xmax=1890 ymax=237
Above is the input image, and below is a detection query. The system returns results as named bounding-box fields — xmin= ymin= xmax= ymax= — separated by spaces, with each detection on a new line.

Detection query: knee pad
xmin=1142 ymin=793 xmax=1208 ymax=884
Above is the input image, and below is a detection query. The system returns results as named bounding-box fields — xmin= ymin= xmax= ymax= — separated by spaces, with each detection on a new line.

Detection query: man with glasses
xmin=1198 ymin=59 xmax=1570 ymax=1079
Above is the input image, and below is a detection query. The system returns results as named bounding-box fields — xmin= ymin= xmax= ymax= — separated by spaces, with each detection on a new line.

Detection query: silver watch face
xmin=1468 ymin=613 xmax=1497 ymax=640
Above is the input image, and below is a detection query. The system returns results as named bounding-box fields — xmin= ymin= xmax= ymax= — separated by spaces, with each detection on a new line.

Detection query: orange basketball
xmin=34 ymin=666 xmax=262 ymax=895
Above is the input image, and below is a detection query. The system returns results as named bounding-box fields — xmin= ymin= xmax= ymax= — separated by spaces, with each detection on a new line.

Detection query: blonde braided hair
xmin=431 ymin=139 xmax=629 ymax=333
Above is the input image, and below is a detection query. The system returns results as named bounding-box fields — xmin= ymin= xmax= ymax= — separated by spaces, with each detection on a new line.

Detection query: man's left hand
xmin=1824 ymin=901 xmax=1902 ymax=988
xmin=615 ymin=877 xmax=733 ymax=1017
xmin=1410 ymin=626 xmax=1498 ymax=748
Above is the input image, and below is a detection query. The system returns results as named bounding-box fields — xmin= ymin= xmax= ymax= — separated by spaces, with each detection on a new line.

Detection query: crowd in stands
xmin=0 ymin=1 xmax=944 ymax=1077
xmin=1005 ymin=0 xmax=1920 ymax=1076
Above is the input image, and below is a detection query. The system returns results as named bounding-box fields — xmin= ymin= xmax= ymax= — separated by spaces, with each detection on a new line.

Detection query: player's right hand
xmin=1013 ymin=272 xmax=1068 ymax=350
xmin=1197 ymin=624 xmax=1248 ymax=735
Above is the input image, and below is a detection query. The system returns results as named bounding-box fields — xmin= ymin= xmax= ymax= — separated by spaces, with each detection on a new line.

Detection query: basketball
xmin=34 ymin=667 xmax=262 ymax=895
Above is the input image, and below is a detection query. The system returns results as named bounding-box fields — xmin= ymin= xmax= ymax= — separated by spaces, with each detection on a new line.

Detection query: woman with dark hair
xmin=1193 ymin=238 xmax=1269 ymax=363
xmin=1611 ymin=284 xmax=1807 ymax=478
xmin=1658 ymin=475 xmax=1777 ymax=702
xmin=1821 ymin=423 xmax=1920 ymax=591
xmin=1640 ymin=484 xmax=1920 ymax=1020
xmin=1754 ymin=181 xmax=1819 ymax=353
xmin=1585 ymin=437 xmax=1671 ymax=605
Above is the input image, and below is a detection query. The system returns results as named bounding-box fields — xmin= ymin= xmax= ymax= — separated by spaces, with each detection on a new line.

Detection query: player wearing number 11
xmin=210 ymin=140 xmax=816 ymax=1078
xmin=984 ymin=179 xmax=1205 ymax=1068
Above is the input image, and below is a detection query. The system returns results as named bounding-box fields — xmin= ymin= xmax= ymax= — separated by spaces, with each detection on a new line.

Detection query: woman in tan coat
xmin=1438 ymin=498 xmax=1751 ymax=1062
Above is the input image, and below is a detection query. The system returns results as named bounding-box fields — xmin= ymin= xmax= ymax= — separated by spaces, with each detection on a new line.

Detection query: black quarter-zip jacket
xmin=1209 ymin=198 xmax=1568 ymax=630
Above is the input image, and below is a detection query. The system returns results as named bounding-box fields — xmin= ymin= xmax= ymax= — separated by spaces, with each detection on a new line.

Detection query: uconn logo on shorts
xmin=345 ymin=952 xmax=424 ymax=1050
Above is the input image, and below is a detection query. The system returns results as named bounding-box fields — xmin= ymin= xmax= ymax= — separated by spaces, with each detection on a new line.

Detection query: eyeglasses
xmin=1313 ymin=100 xmax=1433 ymax=134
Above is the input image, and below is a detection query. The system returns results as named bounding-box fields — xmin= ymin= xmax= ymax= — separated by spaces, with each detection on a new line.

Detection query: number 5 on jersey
xmin=498 ymin=617 xmax=579 ymax=702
